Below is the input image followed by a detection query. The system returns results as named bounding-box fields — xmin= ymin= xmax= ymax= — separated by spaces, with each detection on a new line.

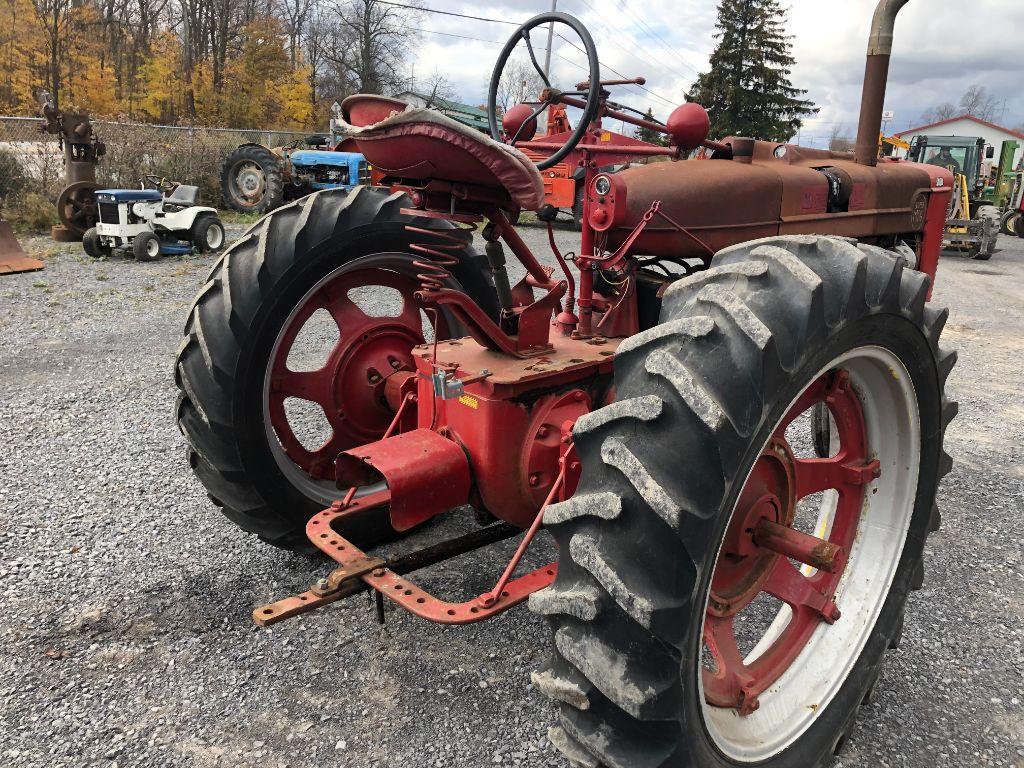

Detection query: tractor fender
xmin=157 ymin=206 xmax=219 ymax=233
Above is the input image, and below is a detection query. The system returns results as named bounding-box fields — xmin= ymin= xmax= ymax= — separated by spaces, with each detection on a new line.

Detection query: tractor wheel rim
xmin=235 ymin=162 xmax=266 ymax=201
xmin=147 ymin=238 xmax=159 ymax=258
xmin=262 ymin=254 xmax=446 ymax=503
xmin=207 ymin=224 xmax=224 ymax=250
xmin=699 ymin=346 xmax=920 ymax=761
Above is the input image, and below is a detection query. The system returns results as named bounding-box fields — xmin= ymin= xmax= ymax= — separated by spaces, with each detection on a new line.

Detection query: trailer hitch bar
xmin=253 ymin=491 xmax=558 ymax=627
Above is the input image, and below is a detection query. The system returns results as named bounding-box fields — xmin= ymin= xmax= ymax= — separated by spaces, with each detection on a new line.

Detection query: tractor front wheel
xmin=532 ymin=235 xmax=956 ymax=768
xmin=998 ymin=210 xmax=1019 ymax=236
xmin=82 ymin=227 xmax=110 ymax=259
xmin=174 ymin=187 xmax=498 ymax=550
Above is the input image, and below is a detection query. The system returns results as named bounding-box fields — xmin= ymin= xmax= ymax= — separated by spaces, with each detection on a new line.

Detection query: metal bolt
xmin=528 ymin=474 xmax=540 ymax=487
xmin=315 ymin=578 xmax=331 ymax=591
xmin=537 ymin=426 xmax=549 ymax=438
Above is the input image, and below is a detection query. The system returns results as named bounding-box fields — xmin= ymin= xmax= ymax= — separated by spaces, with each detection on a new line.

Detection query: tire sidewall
xmin=677 ymin=313 xmax=941 ymax=767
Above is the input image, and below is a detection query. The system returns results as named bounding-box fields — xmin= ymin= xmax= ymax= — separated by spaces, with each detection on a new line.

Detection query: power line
xmin=554 ymin=32 xmax=677 ymax=109
xmin=566 ymin=0 xmax=693 ymax=85
xmin=613 ymin=0 xmax=703 ymax=76
xmin=377 ymin=0 xmax=517 ymax=26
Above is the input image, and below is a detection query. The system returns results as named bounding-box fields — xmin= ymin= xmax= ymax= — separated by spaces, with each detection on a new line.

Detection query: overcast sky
xmin=406 ymin=0 xmax=1024 ymax=147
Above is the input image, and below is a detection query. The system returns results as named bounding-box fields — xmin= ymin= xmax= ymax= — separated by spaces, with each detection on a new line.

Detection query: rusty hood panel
xmin=605 ymin=140 xmax=940 ymax=259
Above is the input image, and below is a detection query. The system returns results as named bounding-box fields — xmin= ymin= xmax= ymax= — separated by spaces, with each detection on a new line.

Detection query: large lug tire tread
xmin=973 ymin=205 xmax=1000 ymax=260
xmin=220 ymin=144 xmax=285 ymax=214
xmin=174 ymin=186 xmax=498 ymax=550
xmin=532 ymin=235 xmax=956 ymax=768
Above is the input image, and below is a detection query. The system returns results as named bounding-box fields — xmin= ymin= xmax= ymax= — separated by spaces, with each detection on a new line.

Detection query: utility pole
xmin=543 ymin=0 xmax=557 ymax=78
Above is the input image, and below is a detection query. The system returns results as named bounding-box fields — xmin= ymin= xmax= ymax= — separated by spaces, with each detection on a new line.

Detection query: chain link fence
xmin=0 ymin=116 xmax=317 ymax=215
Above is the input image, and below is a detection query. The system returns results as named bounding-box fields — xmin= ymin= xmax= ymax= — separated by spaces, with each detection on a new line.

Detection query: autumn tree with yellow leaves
xmin=0 ymin=0 xmax=423 ymax=129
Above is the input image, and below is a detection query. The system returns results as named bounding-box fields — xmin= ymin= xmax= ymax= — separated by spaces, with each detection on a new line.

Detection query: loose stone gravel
xmin=1 ymin=222 xmax=1021 ymax=768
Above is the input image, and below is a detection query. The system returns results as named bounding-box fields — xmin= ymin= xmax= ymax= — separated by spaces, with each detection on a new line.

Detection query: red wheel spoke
xmin=762 ymin=558 xmax=840 ymax=623
xmin=703 ymin=615 xmax=759 ymax=715
xmin=318 ymin=285 xmax=371 ymax=334
xmin=395 ymin=283 xmax=426 ymax=332
xmin=793 ymin=456 xmax=881 ymax=498
xmin=270 ymin=367 xmax=334 ymax=405
xmin=777 ymin=376 xmax=829 ymax=433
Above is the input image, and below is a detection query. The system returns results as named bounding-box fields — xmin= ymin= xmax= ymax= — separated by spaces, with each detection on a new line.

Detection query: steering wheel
xmin=487 ymin=12 xmax=601 ymax=171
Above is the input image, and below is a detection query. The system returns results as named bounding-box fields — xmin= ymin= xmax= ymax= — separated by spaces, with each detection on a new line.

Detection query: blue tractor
xmin=220 ymin=135 xmax=372 ymax=214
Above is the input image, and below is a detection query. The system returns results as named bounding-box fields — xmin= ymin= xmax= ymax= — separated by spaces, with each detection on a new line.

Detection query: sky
xmin=405 ymin=0 xmax=1024 ymax=148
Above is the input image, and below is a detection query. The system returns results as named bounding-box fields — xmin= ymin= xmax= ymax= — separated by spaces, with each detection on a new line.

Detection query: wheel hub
xmin=709 ymin=439 xmax=796 ymax=617
xmin=265 ymin=266 xmax=438 ymax=483
xmin=236 ymin=163 xmax=266 ymax=200
xmin=702 ymin=369 xmax=878 ymax=717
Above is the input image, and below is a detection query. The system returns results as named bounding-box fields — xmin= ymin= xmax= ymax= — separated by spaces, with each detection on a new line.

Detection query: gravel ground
xmin=1 ymin=219 xmax=1022 ymax=768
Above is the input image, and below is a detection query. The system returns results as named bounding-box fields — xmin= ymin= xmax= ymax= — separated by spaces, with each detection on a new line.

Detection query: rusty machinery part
xmin=220 ymin=144 xmax=286 ymax=214
xmin=54 ymin=180 xmax=100 ymax=239
xmin=532 ymin=236 xmax=956 ymax=768
xmin=174 ymin=186 xmax=498 ymax=550
xmin=0 ymin=218 xmax=43 ymax=275
xmin=487 ymin=11 xmax=601 ymax=170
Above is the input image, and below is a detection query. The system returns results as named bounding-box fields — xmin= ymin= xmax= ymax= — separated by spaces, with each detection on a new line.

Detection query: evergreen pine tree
xmin=686 ymin=0 xmax=817 ymax=141
xmin=634 ymin=107 xmax=663 ymax=145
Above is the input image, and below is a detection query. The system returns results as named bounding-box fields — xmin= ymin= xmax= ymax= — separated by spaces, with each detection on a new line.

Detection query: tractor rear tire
xmin=191 ymin=214 xmax=226 ymax=253
xmin=221 ymin=144 xmax=285 ymax=214
xmin=532 ymin=235 xmax=955 ymax=768
xmin=174 ymin=187 xmax=499 ymax=550
xmin=972 ymin=205 xmax=1000 ymax=260
xmin=133 ymin=232 xmax=160 ymax=262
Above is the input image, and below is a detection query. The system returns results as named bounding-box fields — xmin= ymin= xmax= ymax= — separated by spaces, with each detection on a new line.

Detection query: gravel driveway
xmin=1 ymin=219 xmax=1021 ymax=768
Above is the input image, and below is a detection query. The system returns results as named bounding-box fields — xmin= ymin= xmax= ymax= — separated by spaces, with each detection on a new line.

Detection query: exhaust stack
xmin=854 ymin=0 xmax=910 ymax=166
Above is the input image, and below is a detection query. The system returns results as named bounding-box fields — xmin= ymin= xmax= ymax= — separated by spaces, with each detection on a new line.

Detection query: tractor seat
xmin=165 ymin=184 xmax=199 ymax=207
xmin=339 ymin=95 xmax=544 ymax=211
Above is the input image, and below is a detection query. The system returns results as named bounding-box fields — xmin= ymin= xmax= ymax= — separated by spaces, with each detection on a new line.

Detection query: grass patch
xmin=219 ymin=210 xmax=263 ymax=227
xmin=4 ymin=193 xmax=58 ymax=235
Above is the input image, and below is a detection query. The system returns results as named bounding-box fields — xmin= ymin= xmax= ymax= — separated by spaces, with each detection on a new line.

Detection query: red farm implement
xmin=175 ymin=2 xmax=956 ymax=765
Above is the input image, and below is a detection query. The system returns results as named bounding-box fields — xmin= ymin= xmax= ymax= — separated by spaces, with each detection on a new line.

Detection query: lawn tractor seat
xmin=339 ymin=95 xmax=545 ymax=212
xmin=165 ymin=184 xmax=200 ymax=208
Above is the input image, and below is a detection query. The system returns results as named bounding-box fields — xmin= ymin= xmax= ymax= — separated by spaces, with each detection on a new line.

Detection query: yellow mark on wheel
xmin=458 ymin=395 xmax=479 ymax=409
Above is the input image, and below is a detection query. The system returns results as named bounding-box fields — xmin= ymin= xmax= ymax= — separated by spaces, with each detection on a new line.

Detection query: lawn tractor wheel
xmin=972 ymin=205 xmax=1000 ymax=260
xmin=220 ymin=144 xmax=285 ymax=214
xmin=191 ymin=214 xmax=226 ymax=253
xmin=998 ymin=210 xmax=1019 ymax=236
xmin=531 ymin=235 xmax=956 ymax=768
xmin=133 ymin=232 xmax=160 ymax=262
xmin=82 ymin=227 xmax=110 ymax=259
xmin=174 ymin=186 xmax=498 ymax=550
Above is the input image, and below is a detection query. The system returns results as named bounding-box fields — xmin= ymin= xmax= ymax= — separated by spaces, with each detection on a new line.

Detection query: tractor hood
xmin=96 ymin=189 xmax=162 ymax=203
xmin=289 ymin=150 xmax=363 ymax=167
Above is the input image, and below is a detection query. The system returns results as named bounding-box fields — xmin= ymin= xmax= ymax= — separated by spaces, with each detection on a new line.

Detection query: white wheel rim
xmin=700 ymin=346 xmax=921 ymax=761
xmin=147 ymin=239 xmax=159 ymax=257
xmin=207 ymin=224 xmax=224 ymax=249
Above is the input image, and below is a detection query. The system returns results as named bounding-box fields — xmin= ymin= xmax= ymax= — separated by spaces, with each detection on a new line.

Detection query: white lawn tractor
xmin=83 ymin=179 xmax=226 ymax=261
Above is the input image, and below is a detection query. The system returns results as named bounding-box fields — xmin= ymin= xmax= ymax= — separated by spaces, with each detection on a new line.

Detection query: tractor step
xmin=254 ymin=492 xmax=555 ymax=627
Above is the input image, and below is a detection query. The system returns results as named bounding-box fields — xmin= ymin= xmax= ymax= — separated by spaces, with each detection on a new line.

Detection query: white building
xmin=895 ymin=114 xmax=1024 ymax=169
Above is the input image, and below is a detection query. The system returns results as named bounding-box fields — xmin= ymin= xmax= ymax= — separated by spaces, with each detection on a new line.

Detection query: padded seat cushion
xmin=338 ymin=98 xmax=545 ymax=211
xmin=165 ymin=184 xmax=199 ymax=206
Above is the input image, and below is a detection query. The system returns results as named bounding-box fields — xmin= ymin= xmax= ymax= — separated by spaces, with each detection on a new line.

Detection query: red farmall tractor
xmin=175 ymin=3 xmax=957 ymax=766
